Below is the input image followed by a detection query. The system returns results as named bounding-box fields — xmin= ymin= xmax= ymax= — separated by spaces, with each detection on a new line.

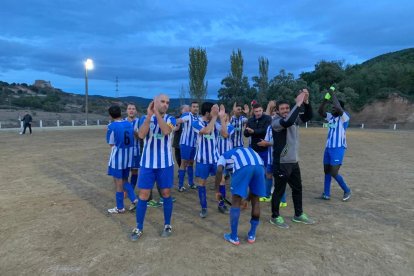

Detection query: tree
xmin=188 ymin=47 xmax=208 ymax=103
xmin=252 ymin=56 xmax=269 ymax=105
xmin=218 ymin=49 xmax=257 ymax=110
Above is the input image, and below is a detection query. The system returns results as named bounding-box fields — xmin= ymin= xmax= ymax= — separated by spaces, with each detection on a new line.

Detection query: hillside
xmin=0 ymin=81 xmax=212 ymax=116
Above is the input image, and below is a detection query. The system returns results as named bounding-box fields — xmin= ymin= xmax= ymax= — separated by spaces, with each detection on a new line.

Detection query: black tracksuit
xmin=244 ymin=114 xmax=272 ymax=153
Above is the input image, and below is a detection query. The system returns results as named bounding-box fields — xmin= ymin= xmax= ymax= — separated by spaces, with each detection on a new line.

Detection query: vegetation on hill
xmin=0 ymin=48 xmax=413 ymax=116
xmin=218 ymin=48 xmax=414 ymax=112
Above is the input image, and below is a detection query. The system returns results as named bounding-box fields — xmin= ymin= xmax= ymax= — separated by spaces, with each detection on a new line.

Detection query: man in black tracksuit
xmin=21 ymin=113 xmax=33 ymax=135
xmin=244 ymin=103 xmax=272 ymax=161
xmin=269 ymin=89 xmax=315 ymax=229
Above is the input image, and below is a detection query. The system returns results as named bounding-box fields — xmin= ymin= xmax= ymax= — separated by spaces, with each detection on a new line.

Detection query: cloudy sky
xmin=1 ymin=0 xmax=412 ymax=99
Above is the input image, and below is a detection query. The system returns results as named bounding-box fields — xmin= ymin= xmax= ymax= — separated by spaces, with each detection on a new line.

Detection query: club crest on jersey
xmin=150 ymin=122 xmax=156 ymax=130
xmin=328 ymin=122 xmax=336 ymax=128
xmin=203 ymin=134 xmax=214 ymax=140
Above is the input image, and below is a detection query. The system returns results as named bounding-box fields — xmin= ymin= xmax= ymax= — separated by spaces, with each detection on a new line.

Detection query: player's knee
xmin=160 ymin=189 xmax=170 ymax=198
xmin=138 ymin=190 xmax=150 ymax=201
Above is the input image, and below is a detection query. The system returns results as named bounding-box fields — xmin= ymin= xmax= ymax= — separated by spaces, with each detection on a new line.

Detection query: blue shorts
xmin=180 ymin=144 xmax=196 ymax=160
xmin=323 ymin=147 xmax=346 ymax=166
xmin=137 ymin=165 xmax=174 ymax=189
xmin=230 ymin=165 xmax=266 ymax=198
xmin=131 ymin=155 xmax=141 ymax=169
xmin=257 ymin=150 xmax=269 ymax=167
xmin=266 ymin=164 xmax=273 ymax=174
xmin=108 ymin=167 xmax=130 ymax=179
xmin=195 ymin=162 xmax=217 ymax=180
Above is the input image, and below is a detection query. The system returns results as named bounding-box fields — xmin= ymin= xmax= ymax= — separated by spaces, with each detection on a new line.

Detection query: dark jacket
xmin=22 ymin=114 xmax=32 ymax=124
xmin=244 ymin=114 xmax=272 ymax=152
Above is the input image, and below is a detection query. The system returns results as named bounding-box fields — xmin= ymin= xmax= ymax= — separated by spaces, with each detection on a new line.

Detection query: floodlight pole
xmin=85 ymin=66 xmax=89 ymax=123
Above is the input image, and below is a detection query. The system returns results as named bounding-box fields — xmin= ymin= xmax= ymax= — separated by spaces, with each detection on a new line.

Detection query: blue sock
xmin=187 ymin=166 xmax=194 ymax=185
xmin=230 ymin=207 xmax=241 ymax=240
xmin=265 ymin=178 xmax=273 ymax=197
xmin=130 ymin=174 xmax=138 ymax=190
xmin=123 ymin=182 xmax=137 ymax=202
xmin=334 ymin=174 xmax=350 ymax=193
xmin=116 ymin=192 xmax=124 ymax=210
xmin=178 ymin=169 xmax=185 ymax=188
xmin=219 ymin=185 xmax=226 ymax=207
xmin=136 ymin=199 xmax=148 ymax=231
xmin=198 ymin=186 xmax=207 ymax=209
xmin=248 ymin=218 xmax=260 ymax=237
xmin=162 ymin=197 xmax=173 ymax=225
xmin=324 ymin=174 xmax=332 ymax=196
xmin=281 ymin=192 xmax=287 ymax=203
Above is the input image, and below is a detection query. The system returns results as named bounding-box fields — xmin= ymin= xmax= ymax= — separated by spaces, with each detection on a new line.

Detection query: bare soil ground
xmin=0 ymin=128 xmax=413 ymax=275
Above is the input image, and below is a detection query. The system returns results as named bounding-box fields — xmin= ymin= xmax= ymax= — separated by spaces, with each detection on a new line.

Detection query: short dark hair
xmin=191 ymin=101 xmax=199 ymax=106
xmin=201 ymin=102 xmax=214 ymax=116
xmin=108 ymin=105 xmax=122 ymax=119
xmin=127 ymin=103 xmax=136 ymax=108
xmin=235 ymin=104 xmax=242 ymax=109
xmin=276 ymin=100 xmax=290 ymax=110
xmin=252 ymin=103 xmax=262 ymax=109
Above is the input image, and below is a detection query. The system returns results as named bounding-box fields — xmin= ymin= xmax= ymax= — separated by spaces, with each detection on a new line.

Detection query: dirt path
xmin=0 ymin=128 xmax=413 ymax=275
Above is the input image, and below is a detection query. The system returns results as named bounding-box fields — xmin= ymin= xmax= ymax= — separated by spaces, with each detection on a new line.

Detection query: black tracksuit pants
xmin=271 ymin=162 xmax=303 ymax=218
xmin=22 ymin=123 xmax=32 ymax=134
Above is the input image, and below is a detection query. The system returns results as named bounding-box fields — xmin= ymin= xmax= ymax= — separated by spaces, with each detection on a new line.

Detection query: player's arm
xmin=106 ymin=125 xmax=115 ymax=147
xmin=265 ymin=100 xmax=276 ymax=115
xmin=318 ymin=92 xmax=330 ymax=118
xmin=244 ymin=119 xmax=253 ymax=137
xmin=215 ymin=156 xmax=226 ymax=200
xmin=218 ymin=105 xmax=228 ymax=138
xmin=331 ymin=93 xmax=344 ymax=116
xmin=198 ymin=105 xmax=219 ymax=135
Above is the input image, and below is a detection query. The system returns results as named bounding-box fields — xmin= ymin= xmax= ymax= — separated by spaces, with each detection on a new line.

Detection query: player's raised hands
xmin=233 ymin=102 xmax=237 ymax=113
xmin=295 ymin=91 xmax=306 ymax=107
xmin=219 ymin=104 xmax=226 ymax=118
xmin=211 ymin=104 xmax=219 ymax=117
xmin=301 ymin=89 xmax=310 ymax=104
xmin=147 ymin=101 xmax=155 ymax=116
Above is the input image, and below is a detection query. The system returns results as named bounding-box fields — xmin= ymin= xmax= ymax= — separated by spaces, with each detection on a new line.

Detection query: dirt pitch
xmin=0 ymin=127 xmax=413 ymax=275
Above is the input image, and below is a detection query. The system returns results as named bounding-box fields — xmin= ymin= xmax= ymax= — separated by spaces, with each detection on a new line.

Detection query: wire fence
xmin=1 ymin=119 xmax=413 ymax=131
xmin=0 ymin=119 xmax=111 ymax=129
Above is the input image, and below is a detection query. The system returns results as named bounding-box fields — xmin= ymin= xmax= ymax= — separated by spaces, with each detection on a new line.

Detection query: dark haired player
xmin=318 ymin=87 xmax=351 ymax=201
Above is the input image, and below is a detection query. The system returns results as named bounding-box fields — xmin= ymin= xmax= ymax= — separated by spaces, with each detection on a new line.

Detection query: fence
xmin=1 ymin=119 xmax=413 ymax=131
xmin=298 ymin=121 xmax=414 ymax=131
xmin=0 ymin=119 xmax=111 ymax=129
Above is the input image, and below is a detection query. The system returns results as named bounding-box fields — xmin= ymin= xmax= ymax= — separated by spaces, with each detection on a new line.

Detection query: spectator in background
xmin=20 ymin=113 xmax=33 ymax=135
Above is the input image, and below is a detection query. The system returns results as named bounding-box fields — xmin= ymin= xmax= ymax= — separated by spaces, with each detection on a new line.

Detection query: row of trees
xmin=187 ymin=47 xmax=414 ymax=113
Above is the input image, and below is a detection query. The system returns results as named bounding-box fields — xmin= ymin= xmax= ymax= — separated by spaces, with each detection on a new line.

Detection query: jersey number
xmin=124 ymin=131 xmax=131 ymax=145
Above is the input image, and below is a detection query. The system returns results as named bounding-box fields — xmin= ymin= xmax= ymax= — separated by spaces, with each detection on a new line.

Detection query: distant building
xmin=33 ymin=80 xmax=52 ymax=88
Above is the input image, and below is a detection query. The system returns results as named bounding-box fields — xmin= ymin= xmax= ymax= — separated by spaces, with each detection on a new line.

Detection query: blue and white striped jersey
xmin=106 ymin=120 xmax=134 ymax=170
xmin=217 ymin=124 xmax=235 ymax=156
xmin=325 ymin=112 xmax=350 ymax=148
xmin=230 ymin=115 xmax=248 ymax=147
xmin=125 ymin=117 xmax=140 ymax=157
xmin=192 ymin=120 xmax=220 ymax=164
xmin=217 ymin=147 xmax=264 ymax=174
xmin=139 ymin=114 xmax=176 ymax=168
xmin=264 ymin=125 xmax=273 ymax=164
xmin=179 ymin=112 xmax=200 ymax=147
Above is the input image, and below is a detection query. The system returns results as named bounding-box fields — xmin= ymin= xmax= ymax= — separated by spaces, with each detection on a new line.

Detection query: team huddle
xmin=106 ymin=88 xmax=352 ymax=245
